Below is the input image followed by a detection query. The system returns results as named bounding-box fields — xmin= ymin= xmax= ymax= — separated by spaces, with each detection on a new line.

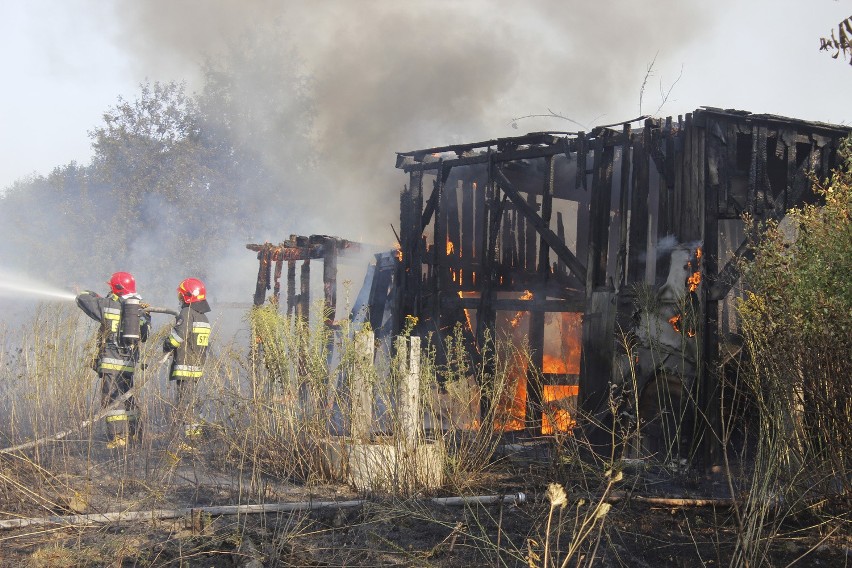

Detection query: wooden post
xmin=525 ymin=192 xmax=537 ymax=273
xmin=586 ymin=133 xmax=615 ymax=294
xmin=323 ymin=245 xmax=338 ymax=324
xmin=253 ymin=245 xmax=271 ymax=306
xmin=701 ymin=121 xmax=721 ymax=470
xmin=272 ymin=256 xmax=284 ymax=308
xmin=628 ymin=120 xmax=650 ymax=283
xmin=578 ymin=290 xmax=617 ymax=452
xmin=286 ymin=261 xmax=296 ymax=317
xmin=526 ymin=154 xmax=555 ymax=433
xmin=397 ymin=336 xmax=421 ymax=447
xmin=616 ymin=124 xmax=632 ymax=289
xmin=432 ymin=163 xmax=447 ymax=325
xmin=461 ymin=181 xmax=474 ymax=286
xmin=351 ymin=329 xmax=375 ymax=442
xmin=299 ymin=259 xmax=311 ymax=322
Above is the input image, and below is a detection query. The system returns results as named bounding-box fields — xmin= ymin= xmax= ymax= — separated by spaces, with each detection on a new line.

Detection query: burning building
xmin=388 ymin=107 xmax=850 ymax=460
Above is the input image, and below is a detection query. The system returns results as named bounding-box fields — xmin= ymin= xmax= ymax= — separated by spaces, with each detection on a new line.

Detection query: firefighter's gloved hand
xmin=163 ymin=337 xmax=175 ymax=353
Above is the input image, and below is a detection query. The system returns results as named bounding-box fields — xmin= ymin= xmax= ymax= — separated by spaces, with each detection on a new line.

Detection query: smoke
xmin=0 ymin=2 xmax=722 ymax=333
xmin=99 ymin=0 xmax=719 ymax=242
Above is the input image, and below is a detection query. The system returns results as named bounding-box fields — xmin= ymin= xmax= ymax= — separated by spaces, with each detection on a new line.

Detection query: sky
xmin=1 ymin=0 xmax=850 ymax=226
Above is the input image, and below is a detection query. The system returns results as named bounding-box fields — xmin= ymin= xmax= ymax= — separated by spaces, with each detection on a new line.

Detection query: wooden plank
xmin=782 ymin=129 xmax=797 ymax=212
xmin=493 ymin=168 xmax=588 ymax=283
xmin=446 ymin=179 xmax=461 ymax=291
xmin=501 ymin=209 xmax=512 ymax=269
xmin=722 ymin=121 xmax=736 ymax=215
xmin=556 ymin=212 xmax=567 ymax=276
xmin=298 ymin=259 xmax=311 ymax=322
xmin=525 ymin=191 xmax=538 ymax=273
xmin=674 ymin=115 xmax=685 ymax=240
xmin=474 ymin=178 xmax=486 ymax=285
xmin=747 ymin=125 xmax=758 ymax=216
xmin=537 ymin=155 xmax=556 ymax=274
xmin=432 ymin=162 xmax=447 ymax=323
xmin=575 ymin=131 xmax=587 ymax=191
xmin=412 ymin=173 xmax=424 ymax=315
xmin=578 ymin=290 xmax=617 ymax=452
xmin=287 ymin=261 xmax=296 ymax=316
xmin=253 ymin=245 xmax=271 ymax=306
xmin=700 ymin=125 xmax=721 ymax=468
xmin=695 ymin=118 xmax=706 ymax=243
xmin=461 ymin=181 xmax=474 ymax=277
xmin=517 ymin=204 xmax=526 ymax=270
xmin=398 ymin=183 xmax=414 ymax=329
xmin=442 ymin=296 xmax=586 ymax=312
xmin=755 ymin=125 xmax=768 ymax=216
xmin=476 ymin=157 xmax=502 ymax=350
xmin=272 ymin=256 xmax=283 ymax=307
xmin=586 ymin=133 xmax=615 ymax=292
xmin=627 ymin=121 xmax=650 ymax=283
xmin=615 ymin=124 xmax=631 ymax=288
xmin=323 ymin=247 xmax=338 ymax=324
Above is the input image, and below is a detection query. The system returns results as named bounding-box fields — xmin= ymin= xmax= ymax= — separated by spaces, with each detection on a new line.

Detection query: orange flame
xmin=687 ymin=271 xmax=701 ymax=292
xmin=541 ymin=385 xmax=579 ymax=435
xmin=394 ymin=245 xmax=403 ymax=262
xmin=668 ymin=314 xmax=682 ymax=333
xmin=509 ymin=290 xmax=533 ymax=328
xmin=446 ymin=239 xmax=455 ymax=255
xmin=669 ymin=314 xmax=695 ymax=337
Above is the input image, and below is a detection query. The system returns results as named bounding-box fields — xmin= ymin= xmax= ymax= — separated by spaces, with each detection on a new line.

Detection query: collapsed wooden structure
xmin=393 ymin=107 xmax=850 ymax=459
xmin=248 ymin=235 xmax=359 ymax=323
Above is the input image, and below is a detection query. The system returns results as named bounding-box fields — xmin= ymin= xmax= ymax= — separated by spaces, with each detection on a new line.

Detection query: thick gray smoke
xmin=0 ymin=2 xmax=721 ymax=335
xmin=103 ymin=0 xmax=718 ymax=241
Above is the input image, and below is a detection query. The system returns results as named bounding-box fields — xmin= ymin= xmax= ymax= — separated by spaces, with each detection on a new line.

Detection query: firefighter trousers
xmin=100 ymin=372 xmax=138 ymax=442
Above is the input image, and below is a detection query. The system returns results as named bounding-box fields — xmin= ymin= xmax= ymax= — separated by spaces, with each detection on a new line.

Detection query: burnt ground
xmin=1 ymin=439 xmax=850 ymax=567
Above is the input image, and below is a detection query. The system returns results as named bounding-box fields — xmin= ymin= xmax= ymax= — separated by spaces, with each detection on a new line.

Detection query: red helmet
xmin=108 ymin=272 xmax=136 ymax=295
xmin=177 ymin=277 xmax=206 ymax=304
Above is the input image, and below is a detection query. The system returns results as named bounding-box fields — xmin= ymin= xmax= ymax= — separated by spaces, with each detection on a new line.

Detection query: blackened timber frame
xmin=394 ymin=109 xmax=850 ymax=455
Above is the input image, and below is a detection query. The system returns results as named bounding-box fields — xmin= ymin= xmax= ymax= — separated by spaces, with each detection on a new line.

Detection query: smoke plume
xmin=102 ymin=0 xmax=718 ymax=242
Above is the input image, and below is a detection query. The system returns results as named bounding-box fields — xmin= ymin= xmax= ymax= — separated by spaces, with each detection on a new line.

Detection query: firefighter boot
xmin=104 ymin=409 xmax=130 ymax=449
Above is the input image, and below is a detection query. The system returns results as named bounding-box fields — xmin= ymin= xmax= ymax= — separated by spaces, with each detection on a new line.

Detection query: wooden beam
xmin=627 ymin=121 xmax=650 ymax=283
xmin=442 ymin=296 xmax=585 ymax=313
xmin=616 ymin=124 xmax=631 ymax=288
xmin=493 ymin=168 xmax=587 ymax=283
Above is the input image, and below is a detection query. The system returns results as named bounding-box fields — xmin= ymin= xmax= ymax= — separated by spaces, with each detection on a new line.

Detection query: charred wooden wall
xmin=394 ymin=107 xmax=850 ymax=448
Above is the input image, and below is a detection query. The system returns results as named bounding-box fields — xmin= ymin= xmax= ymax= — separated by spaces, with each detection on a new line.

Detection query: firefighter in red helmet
xmin=76 ymin=271 xmax=150 ymax=449
xmin=164 ymin=277 xmax=212 ymax=443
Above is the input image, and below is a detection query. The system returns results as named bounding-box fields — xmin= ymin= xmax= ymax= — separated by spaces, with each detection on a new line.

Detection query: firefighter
xmin=163 ymin=277 xmax=211 ymax=443
xmin=76 ymin=271 xmax=150 ymax=449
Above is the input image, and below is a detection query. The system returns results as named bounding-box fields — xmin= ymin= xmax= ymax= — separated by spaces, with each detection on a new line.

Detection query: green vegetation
xmin=732 ymin=138 xmax=852 ymax=566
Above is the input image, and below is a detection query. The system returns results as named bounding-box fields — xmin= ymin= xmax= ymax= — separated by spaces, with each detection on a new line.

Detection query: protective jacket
xmin=76 ymin=291 xmax=150 ymax=375
xmin=164 ymin=299 xmax=211 ymax=380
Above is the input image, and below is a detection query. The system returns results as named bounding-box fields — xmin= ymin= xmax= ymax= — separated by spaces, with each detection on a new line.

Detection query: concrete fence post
xmin=350 ymin=329 xmax=375 ymax=442
xmin=396 ymin=335 xmax=421 ymax=447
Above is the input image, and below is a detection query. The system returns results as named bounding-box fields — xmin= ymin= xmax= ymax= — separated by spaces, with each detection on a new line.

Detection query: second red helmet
xmin=108 ymin=272 xmax=136 ymax=295
xmin=177 ymin=278 xmax=206 ymax=304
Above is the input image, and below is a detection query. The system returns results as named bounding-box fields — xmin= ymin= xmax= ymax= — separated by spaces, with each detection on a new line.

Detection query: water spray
xmin=0 ymin=274 xmax=76 ymax=302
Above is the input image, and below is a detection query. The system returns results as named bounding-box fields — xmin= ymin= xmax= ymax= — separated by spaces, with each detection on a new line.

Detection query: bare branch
xmin=638 ymin=52 xmax=659 ymax=115
xmin=656 ymin=63 xmax=684 ymax=114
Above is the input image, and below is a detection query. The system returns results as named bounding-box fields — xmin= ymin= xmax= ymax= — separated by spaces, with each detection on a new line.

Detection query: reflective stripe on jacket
xmin=165 ymin=302 xmax=211 ymax=380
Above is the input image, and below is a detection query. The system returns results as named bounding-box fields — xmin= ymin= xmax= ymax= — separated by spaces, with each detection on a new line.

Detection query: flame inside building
xmin=386 ymin=107 xmax=851 ymax=449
